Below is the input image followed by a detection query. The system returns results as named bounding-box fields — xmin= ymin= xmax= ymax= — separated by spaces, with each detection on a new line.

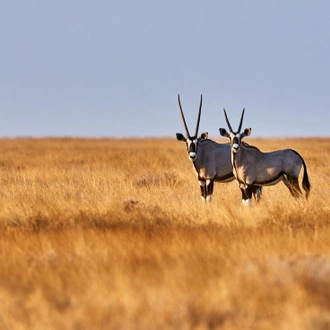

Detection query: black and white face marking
xmin=220 ymin=129 xmax=251 ymax=154
xmin=219 ymin=128 xmax=240 ymax=153
xmin=176 ymin=131 xmax=208 ymax=162
xmin=186 ymin=136 xmax=199 ymax=161
xmin=219 ymin=109 xmax=251 ymax=155
xmin=176 ymin=133 xmax=201 ymax=161
xmin=229 ymin=132 xmax=241 ymax=153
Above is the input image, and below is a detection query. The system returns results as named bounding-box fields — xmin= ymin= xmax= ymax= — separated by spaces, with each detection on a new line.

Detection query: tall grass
xmin=0 ymin=137 xmax=329 ymax=329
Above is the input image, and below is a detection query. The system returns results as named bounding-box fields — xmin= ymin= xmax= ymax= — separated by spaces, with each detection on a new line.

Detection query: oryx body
xmin=177 ymin=134 xmax=235 ymax=202
xmin=219 ymin=109 xmax=311 ymax=205
xmin=176 ymin=95 xmax=261 ymax=202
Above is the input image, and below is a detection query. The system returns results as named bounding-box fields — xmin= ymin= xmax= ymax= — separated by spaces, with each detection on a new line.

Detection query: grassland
xmin=0 ymin=137 xmax=329 ymax=330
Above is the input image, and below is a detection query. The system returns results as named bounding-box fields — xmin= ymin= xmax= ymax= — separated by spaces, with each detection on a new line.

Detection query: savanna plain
xmin=0 ymin=137 xmax=329 ymax=330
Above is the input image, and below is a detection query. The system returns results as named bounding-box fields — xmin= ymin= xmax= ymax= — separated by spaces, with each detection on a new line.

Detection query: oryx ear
xmin=219 ymin=128 xmax=229 ymax=137
xmin=242 ymin=128 xmax=251 ymax=137
xmin=200 ymin=132 xmax=208 ymax=140
xmin=176 ymin=133 xmax=186 ymax=142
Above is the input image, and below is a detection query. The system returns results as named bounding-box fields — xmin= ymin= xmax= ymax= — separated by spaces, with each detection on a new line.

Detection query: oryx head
xmin=219 ymin=108 xmax=251 ymax=153
xmin=176 ymin=94 xmax=208 ymax=161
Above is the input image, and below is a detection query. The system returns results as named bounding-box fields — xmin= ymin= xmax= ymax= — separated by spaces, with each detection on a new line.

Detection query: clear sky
xmin=1 ymin=1 xmax=330 ymax=138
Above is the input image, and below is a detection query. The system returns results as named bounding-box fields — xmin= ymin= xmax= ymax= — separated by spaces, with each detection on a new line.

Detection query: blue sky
xmin=1 ymin=1 xmax=330 ymax=138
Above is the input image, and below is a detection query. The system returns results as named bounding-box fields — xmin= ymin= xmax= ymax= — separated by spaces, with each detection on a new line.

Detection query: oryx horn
xmin=223 ymin=108 xmax=233 ymax=132
xmin=237 ymin=108 xmax=245 ymax=133
xmin=223 ymin=108 xmax=245 ymax=133
xmin=178 ymin=94 xmax=190 ymax=137
xmin=194 ymin=94 xmax=203 ymax=137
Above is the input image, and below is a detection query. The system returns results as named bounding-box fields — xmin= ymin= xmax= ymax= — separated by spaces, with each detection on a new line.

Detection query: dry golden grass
xmin=0 ymin=137 xmax=329 ymax=330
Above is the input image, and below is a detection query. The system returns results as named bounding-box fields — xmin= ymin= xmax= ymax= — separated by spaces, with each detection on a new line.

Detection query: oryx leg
xmin=283 ymin=175 xmax=302 ymax=198
xmin=206 ymin=179 xmax=214 ymax=203
xmin=252 ymin=186 xmax=262 ymax=202
xmin=199 ymin=179 xmax=213 ymax=203
xmin=199 ymin=180 xmax=207 ymax=202
xmin=240 ymin=185 xmax=253 ymax=206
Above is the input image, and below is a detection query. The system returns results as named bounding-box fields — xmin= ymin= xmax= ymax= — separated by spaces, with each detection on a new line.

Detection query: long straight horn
xmin=223 ymin=108 xmax=233 ymax=132
xmin=178 ymin=94 xmax=190 ymax=137
xmin=237 ymin=108 xmax=245 ymax=133
xmin=194 ymin=94 xmax=203 ymax=137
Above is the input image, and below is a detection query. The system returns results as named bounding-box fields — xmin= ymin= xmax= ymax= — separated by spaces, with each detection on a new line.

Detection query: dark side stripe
xmin=254 ymin=171 xmax=286 ymax=185
xmin=214 ymin=172 xmax=235 ymax=181
xmin=197 ymin=172 xmax=234 ymax=182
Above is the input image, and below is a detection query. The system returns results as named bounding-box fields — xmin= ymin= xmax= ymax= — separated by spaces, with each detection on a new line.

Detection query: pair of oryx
xmin=176 ymin=94 xmax=310 ymax=205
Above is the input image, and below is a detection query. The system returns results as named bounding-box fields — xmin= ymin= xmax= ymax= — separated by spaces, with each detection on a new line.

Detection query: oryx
xmin=219 ymin=108 xmax=311 ymax=205
xmin=176 ymin=94 xmax=261 ymax=203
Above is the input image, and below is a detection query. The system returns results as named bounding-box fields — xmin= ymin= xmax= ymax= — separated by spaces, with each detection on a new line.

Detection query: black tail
xmin=302 ymin=160 xmax=311 ymax=199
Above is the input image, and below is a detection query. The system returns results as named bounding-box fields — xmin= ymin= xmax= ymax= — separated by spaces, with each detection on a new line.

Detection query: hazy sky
xmin=1 ymin=1 xmax=330 ymax=138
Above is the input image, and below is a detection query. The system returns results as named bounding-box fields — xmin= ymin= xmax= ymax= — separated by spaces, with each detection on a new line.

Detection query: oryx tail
xmin=302 ymin=159 xmax=311 ymax=199
xmin=291 ymin=149 xmax=311 ymax=199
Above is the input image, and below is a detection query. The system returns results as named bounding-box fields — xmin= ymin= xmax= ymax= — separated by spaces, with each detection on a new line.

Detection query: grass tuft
xmin=0 ymin=137 xmax=328 ymax=329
